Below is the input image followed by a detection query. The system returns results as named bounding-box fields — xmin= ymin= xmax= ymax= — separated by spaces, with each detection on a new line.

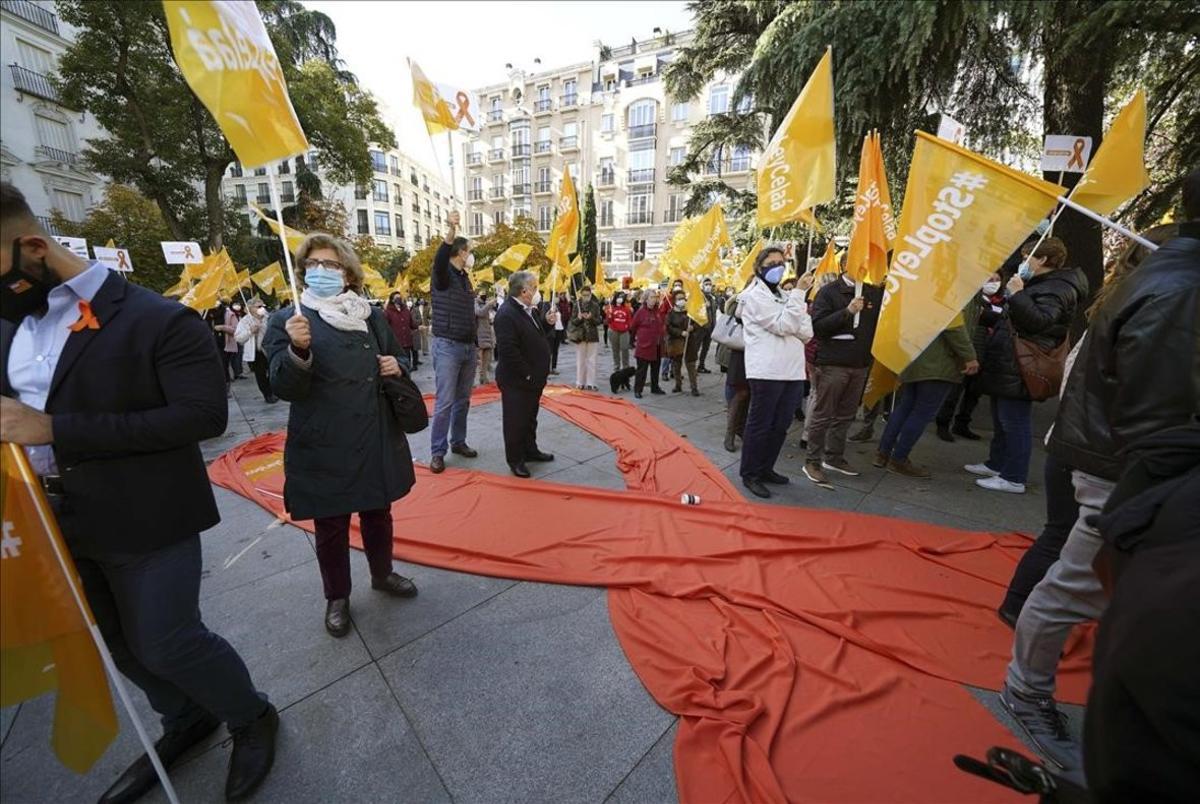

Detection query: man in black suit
xmin=493 ymin=270 xmax=557 ymax=478
xmin=0 ymin=183 xmax=276 ymax=803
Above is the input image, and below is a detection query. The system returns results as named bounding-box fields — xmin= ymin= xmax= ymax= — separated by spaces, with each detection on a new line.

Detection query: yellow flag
xmin=861 ymin=359 xmax=900 ymax=409
xmin=1 ymin=444 xmax=118 ymax=772
xmin=757 ymin=47 xmax=836 ymax=229
xmin=872 ymin=131 xmax=1062 ymax=375
xmin=251 ymin=262 xmax=285 ymax=294
xmin=417 ymin=276 xmax=432 ymax=293
xmin=236 ymin=269 xmax=251 ymax=290
xmin=391 ymin=272 xmax=409 ymax=295
xmin=493 ymin=243 xmax=533 ymax=272
xmin=408 ymin=59 xmax=479 ymax=136
xmin=546 ymin=168 xmax=579 ymax=270
xmin=732 ymin=241 xmax=764 ymax=291
xmin=631 ymin=259 xmax=659 ymax=284
xmin=662 ymin=205 xmax=732 ymax=326
xmin=872 ymin=132 xmax=897 ymax=250
xmin=1071 ymin=90 xmax=1151 ymax=217
xmin=568 ymin=254 xmax=584 ymax=277
xmin=162 ymin=277 xmax=190 ymax=298
xmin=249 ymin=202 xmax=306 ymax=254
xmin=104 ymin=238 xmax=116 ymax=248
xmin=163 ymin=1 xmax=309 ymax=168
xmin=845 ymin=133 xmax=894 ymax=285
xmin=183 ymin=262 xmax=210 ymax=281
xmin=471 ymin=264 xmax=495 ymax=285
xmin=179 ymin=260 xmax=224 ymax=311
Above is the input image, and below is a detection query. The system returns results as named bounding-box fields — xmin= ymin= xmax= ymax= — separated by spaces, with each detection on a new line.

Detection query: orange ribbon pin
xmin=68 ymin=300 xmax=100 ymax=332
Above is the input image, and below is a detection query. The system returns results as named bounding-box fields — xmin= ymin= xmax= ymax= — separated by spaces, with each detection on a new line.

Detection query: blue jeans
xmin=879 ymin=380 xmax=954 ymax=461
xmin=740 ymin=379 xmax=805 ymax=479
xmin=430 ymin=336 xmax=477 ymax=457
xmin=986 ymin=395 xmax=1033 ymax=483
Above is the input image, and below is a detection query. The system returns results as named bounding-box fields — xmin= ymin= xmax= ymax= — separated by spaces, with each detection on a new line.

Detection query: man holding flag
xmin=0 ymin=183 xmax=278 ymax=802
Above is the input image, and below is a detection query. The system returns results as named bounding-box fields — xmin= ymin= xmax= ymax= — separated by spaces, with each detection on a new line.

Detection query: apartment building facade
xmin=0 ymin=0 xmax=107 ymax=232
xmin=463 ymin=30 xmax=756 ymax=276
xmin=221 ymin=143 xmax=459 ymax=255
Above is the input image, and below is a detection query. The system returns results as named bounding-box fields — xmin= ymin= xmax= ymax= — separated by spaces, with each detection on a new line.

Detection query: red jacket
xmin=607 ymin=304 xmax=633 ymax=333
xmin=385 ymin=304 xmax=417 ymax=349
xmin=629 ymin=305 xmax=665 ymax=361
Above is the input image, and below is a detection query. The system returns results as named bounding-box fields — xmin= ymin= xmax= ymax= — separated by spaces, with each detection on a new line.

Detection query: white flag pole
xmin=853 ymin=280 xmax=863 ymax=329
xmin=266 ymin=163 xmax=301 ymax=302
xmin=446 ymin=130 xmax=457 ymax=205
xmin=1055 ymin=194 xmax=1158 ymax=251
xmin=13 ymin=453 xmax=181 ymax=804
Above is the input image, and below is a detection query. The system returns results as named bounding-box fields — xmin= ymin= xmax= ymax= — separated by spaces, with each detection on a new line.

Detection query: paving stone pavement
xmin=1 ymin=339 xmax=1078 ymax=803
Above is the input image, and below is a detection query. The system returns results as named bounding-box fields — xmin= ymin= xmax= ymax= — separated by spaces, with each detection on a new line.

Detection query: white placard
xmin=53 ymin=236 xmax=89 ymax=259
xmin=160 ymin=240 xmax=203 ymax=264
xmin=93 ymin=246 xmax=134 ymax=272
xmin=936 ymin=114 xmax=966 ymax=145
xmin=1041 ymin=135 xmax=1093 ymax=173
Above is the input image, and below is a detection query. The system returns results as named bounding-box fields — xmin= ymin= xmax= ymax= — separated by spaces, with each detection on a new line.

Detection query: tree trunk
xmin=1041 ymin=0 xmax=1112 ymax=329
xmin=150 ymin=191 xmax=186 ymax=242
xmin=205 ymin=162 xmax=227 ymax=252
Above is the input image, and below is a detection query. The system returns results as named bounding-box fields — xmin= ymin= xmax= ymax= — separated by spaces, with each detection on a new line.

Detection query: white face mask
xmin=464 ymin=252 xmax=476 ymax=269
xmin=254 ymin=307 xmax=267 ymax=317
xmin=530 ymin=290 xmax=542 ymax=307
xmin=406 ymin=300 xmax=414 ymax=308
xmin=982 ymin=281 xmax=1001 ymax=295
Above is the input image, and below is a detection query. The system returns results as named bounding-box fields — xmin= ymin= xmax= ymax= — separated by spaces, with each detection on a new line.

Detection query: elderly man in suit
xmin=493 ymin=270 xmax=558 ymax=478
xmin=0 ymin=183 xmax=277 ymax=803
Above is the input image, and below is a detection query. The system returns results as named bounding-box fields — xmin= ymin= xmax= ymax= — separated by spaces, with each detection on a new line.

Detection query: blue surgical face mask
xmin=763 ymin=265 xmax=786 ymax=286
xmin=1017 ymin=260 xmax=1033 ymax=281
xmin=305 ymin=266 xmax=345 ymax=298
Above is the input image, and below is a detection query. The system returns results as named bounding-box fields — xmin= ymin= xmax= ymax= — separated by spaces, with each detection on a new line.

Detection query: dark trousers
xmin=408 ymin=346 xmax=421 ymax=368
xmin=221 ymin=351 xmax=237 ymax=383
xmin=740 ymin=378 xmax=804 ymax=479
xmin=74 ymin=535 xmax=266 ymax=732
xmin=547 ymin=333 xmax=562 ymax=369
xmin=500 ymin=383 xmax=545 ymax=464
xmin=805 ymin=364 xmax=868 ymax=462
xmin=985 ymin=395 xmax=1034 ymax=484
xmin=697 ymin=330 xmax=713 ymax=369
xmin=313 ymin=508 xmax=395 ymax=600
xmin=935 ymin=374 xmax=982 ymax=429
xmin=634 ymin=357 xmax=662 ymax=394
xmin=1001 ymin=454 xmax=1079 ymax=615
xmin=879 ymin=380 xmax=954 ymax=461
xmin=250 ymin=350 xmax=273 ymax=401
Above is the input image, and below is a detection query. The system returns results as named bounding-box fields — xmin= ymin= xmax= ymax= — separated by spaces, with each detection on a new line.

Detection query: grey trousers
xmin=806 ymin=364 xmax=868 ymax=462
xmin=609 ymin=331 xmax=631 ymax=371
xmin=1006 ymin=470 xmax=1115 ymax=698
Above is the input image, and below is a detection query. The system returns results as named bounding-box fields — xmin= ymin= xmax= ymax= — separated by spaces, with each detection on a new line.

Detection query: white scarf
xmin=300 ymin=288 xmax=371 ymax=332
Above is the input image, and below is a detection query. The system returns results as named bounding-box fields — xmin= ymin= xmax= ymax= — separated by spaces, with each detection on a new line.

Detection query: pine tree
xmin=579 ymin=185 xmax=598 ymax=285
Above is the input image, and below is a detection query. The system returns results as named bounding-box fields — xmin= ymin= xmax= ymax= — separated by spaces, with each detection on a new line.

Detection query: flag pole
xmin=11 ymin=448 xmax=181 ymax=804
xmin=266 ymin=163 xmax=302 ymax=303
xmin=446 ymin=130 xmax=457 ymax=205
xmin=1054 ymin=195 xmax=1158 ymax=251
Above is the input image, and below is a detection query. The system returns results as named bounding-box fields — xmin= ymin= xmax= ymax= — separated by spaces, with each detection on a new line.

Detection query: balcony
xmin=2 ymin=1 xmax=59 ymax=34
xmin=256 ymin=194 xmax=271 ymax=204
xmin=559 ymin=136 xmax=579 ymax=151
xmin=511 ymin=183 xmax=531 ymax=197
xmin=560 ymin=94 xmax=578 ymax=108
xmin=390 ymin=166 xmax=402 ymax=175
xmin=627 ymin=74 xmax=658 ymax=87
xmin=511 ymin=143 xmax=531 ymax=157
xmin=534 ymin=99 xmax=552 ymax=114
xmin=627 ymin=168 xmax=655 ymax=185
xmin=535 ymin=141 xmax=552 ymax=155
xmin=490 ymin=188 xmax=506 ymax=199
xmin=729 ymin=158 xmax=752 ymax=173
xmin=34 ymin=145 xmax=77 ymax=164
xmin=412 ymin=203 xmax=421 ymax=214
xmin=663 ymin=209 xmax=684 ymax=223
xmin=488 ymin=149 xmax=505 ymax=162
xmin=487 ymin=109 xmax=504 ymax=123
xmin=10 ymin=64 xmax=58 ymax=104
xmin=628 ymin=123 xmax=656 ymax=140
xmin=35 ymin=215 xmax=62 ymax=235
xmin=468 ymin=190 xmax=483 ymax=201
xmin=280 ymin=192 xmax=296 ymax=203
xmin=597 ymin=170 xmax=615 ymax=187
xmin=626 ymin=211 xmax=654 ymax=225
xmin=599 ymin=216 xmax=614 ymax=228
xmin=533 ymin=181 xmax=552 ymax=194
xmin=537 ymin=221 xmax=551 ymax=233
xmin=468 ymin=227 xmax=484 ymax=237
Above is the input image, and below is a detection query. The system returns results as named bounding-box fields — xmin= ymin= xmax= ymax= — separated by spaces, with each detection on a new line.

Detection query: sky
xmin=305 ymin=0 xmax=694 ymax=184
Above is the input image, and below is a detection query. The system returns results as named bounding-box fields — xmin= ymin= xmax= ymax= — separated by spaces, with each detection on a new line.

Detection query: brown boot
xmin=872 ymin=451 xmax=889 ymax=468
xmin=802 ymin=460 xmax=828 ymax=484
xmin=887 ymin=457 xmax=931 ymax=478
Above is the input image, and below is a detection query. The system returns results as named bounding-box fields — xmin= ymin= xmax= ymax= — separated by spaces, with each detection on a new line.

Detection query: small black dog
xmin=609 ymin=366 xmax=636 ymax=393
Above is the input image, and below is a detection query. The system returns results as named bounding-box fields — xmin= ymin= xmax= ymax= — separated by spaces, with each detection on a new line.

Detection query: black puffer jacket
xmin=1049 ymin=229 xmax=1200 ymax=481
xmin=979 ymin=267 xmax=1088 ymax=400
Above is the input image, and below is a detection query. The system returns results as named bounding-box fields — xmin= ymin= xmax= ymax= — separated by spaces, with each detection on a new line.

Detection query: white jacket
xmin=235 ymin=311 xmax=268 ymax=362
xmin=738 ymin=278 xmax=813 ymax=381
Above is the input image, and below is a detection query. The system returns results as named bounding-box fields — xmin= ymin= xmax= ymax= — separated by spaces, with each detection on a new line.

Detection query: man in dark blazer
xmin=493 ymin=270 xmax=557 ymax=477
xmin=0 ymin=183 xmax=276 ymax=803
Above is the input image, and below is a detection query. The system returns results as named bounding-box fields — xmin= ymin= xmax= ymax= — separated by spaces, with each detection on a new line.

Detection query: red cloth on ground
xmin=209 ymin=385 xmax=1092 ymax=803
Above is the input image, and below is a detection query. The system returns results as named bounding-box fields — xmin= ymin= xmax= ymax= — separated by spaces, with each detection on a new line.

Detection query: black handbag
xmin=367 ymin=313 xmax=429 ymax=434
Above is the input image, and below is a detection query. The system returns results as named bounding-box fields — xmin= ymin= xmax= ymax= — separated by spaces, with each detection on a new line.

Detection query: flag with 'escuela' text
xmin=871 ymin=131 xmax=1062 ymax=375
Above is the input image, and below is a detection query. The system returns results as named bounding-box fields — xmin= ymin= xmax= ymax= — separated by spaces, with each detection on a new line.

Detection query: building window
xmin=395 ymin=214 xmax=405 ymax=237
xmin=671 ymin=101 xmax=689 ymax=122
xmin=666 ymin=193 xmax=684 ymax=223
xmin=561 ymin=121 xmax=578 ymax=149
xmin=669 ymin=146 xmax=686 ymax=166
xmin=257 ymin=182 xmax=270 ymax=203
xmin=737 ymin=94 xmax=753 ymax=114
xmin=598 ymin=157 xmax=615 ymax=185
xmin=234 ymin=184 xmax=247 ymax=202
xmin=627 ymin=194 xmax=652 ymax=225
xmin=731 ymin=145 xmax=752 ymax=172
xmin=411 ymin=169 xmax=419 ymax=186
xmin=372 ymin=179 xmax=388 ymax=202
xmin=471 ymin=212 xmax=484 ymax=236
xmin=369 ymin=150 xmax=387 ymax=172
xmin=230 ymin=163 xmax=244 ymax=178
xmin=415 ymin=222 xmax=421 ymax=241
xmin=709 ymin=85 xmax=729 ymax=115
xmin=495 ymin=210 xmax=506 ymax=226
xmin=281 ymin=181 xmax=294 ymax=202
xmin=536 ymin=166 xmax=551 ymax=192
xmin=355 ymin=184 xmax=368 ymax=200
xmin=469 ymin=176 xmax=483 ymax=201
xmin=254 ymin=166 xmax=267 ymax=176
xmin=389 ymin=154 xmax=400 ymax=175
xmin=374 ymin=211 xmax=391 ymax=235
xmin=599 ymin=240 xmax=613 ymax=262
xmin=601 ymin=114 xmax=614 ymax=133
xmin=632 ymin=239 xmax=646 ymax=261
xmin=628 ymin=145 xmax=655 ymax=184
xmin=627 ymin=99 xmax=656 ymax=138
xmin=50 ymin=189 xmax=85 ymax=222
xmin=278 ymin=159 xmax=290 ymax=174
xmin=599 ymin=199 xmax=613 ymax=227
xmin=562 ymin=79 xmax=577 ymax=105
xmin=357 ymin=209 xmax=370 ymax=234
xmin=538 ymin=205 xmax=552 ymax=231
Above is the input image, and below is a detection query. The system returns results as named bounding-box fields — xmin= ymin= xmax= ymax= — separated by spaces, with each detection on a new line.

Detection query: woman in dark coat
xmin=664 ymin=291 xmax=691 ymax=394
xmin=968 ymin=237 xmax=1088 ymax=494
xmin=628 ymin=288 xmax=666 ymax=398
xmin=384 ymin=291 xmax=418 ymax=371
xmin=264 ymin=233 xmax=418 ymax=638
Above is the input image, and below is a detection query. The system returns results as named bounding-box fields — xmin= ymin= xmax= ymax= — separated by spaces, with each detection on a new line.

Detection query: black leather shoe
xmin=429 ymin=456 xmax=445 ymax=474
xmin=742 ymin=476 xmax=771 ymax=499
xmin=936 ymin=424 xmax=955 ymax=442
xmin=762 ymin=469 xmax=790 ymax=485
xmin=324 ymin=598 xmax=350 ymax=638
xmin=509 ymin=462 xmax=531 ymax=478
xmin=99 ymin=714 xmax=221 ymax=804
xmin=371 ymin=572 xmax=418 ymax=598
xmin=225 ymin=704 xmax=279 ymax=802
xmin=526 ymin=450 xmax=555 ymax=462
xmin=451 ymin=443 xmax=478 ymax=458
xmin=698 ymin=366 xmax=711 ymax=374
xmin=651 ymin=388 xmax=666 ymax=395
xmin=634 ymin=392 xmax=643 ymax=399
xmin=953 ymin=425 xmax=982 ymax=441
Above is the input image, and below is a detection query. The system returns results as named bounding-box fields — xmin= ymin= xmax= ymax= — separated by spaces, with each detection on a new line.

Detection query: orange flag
xmin=0 ymin=444 xmax=118 ymax=772
xmin=845 ymin=131 xmax=896 ymax=286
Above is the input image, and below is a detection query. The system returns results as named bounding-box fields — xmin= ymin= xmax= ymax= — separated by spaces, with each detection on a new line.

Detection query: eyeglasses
xmin=302 ymin=258 xmax=345 ymax=272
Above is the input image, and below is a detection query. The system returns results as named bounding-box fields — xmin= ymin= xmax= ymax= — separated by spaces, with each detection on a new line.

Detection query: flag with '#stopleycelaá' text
xmin=164 ymin=1 xmax=309 ymax=168
xmin=871 ymin=131 xmax=1062 ymax=375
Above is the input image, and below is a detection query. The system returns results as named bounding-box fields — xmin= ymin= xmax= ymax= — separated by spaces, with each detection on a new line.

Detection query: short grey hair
xmin=509 ymin=270 xmax=537 ymax=297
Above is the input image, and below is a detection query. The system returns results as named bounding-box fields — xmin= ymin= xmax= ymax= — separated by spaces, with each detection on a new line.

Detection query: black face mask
xmin=1 ymin=238 xmax=60 ymax=323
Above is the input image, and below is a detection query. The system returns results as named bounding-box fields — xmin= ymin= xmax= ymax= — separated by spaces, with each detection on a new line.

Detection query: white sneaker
xmin=964 ymin=463 xmax=1001 ymax=477
xmin=976 ymin=476 xmax=1026 ymax=494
